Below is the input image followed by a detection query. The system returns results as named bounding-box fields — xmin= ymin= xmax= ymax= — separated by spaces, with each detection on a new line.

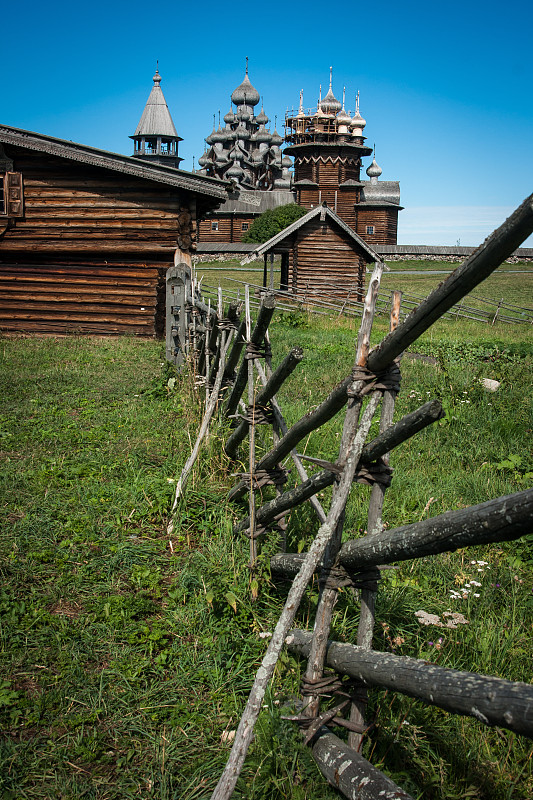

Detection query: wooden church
xmin=197 ymin=67 xmax=402 ymax=246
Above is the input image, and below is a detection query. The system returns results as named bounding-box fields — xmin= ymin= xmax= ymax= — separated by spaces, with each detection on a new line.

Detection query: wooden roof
xmin=241 ymin=203 xmax=382 ymax=264
xmin=0 ymin=125 xmax=229 ymax=202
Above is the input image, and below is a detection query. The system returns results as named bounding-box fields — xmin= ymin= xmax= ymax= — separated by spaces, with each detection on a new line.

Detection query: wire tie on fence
xmin=321 ymin=564 xmax=381 ymax=592
xmin=294 ymin=453 xmax=343 ymax=475
xmin=218 ymin=318 xmax=238 ymax=331
xmin=354 ymin=459 xmax=393 ymax=487
xmin=234 ymin=404 xmax=276 ymax=426
xmin=238 ymin=468 xmax=290 ymax=490
xmin=348 ymin=359 xmax=401 ymax=398
xmin=245 ymin=342 xmax=272 ymax=360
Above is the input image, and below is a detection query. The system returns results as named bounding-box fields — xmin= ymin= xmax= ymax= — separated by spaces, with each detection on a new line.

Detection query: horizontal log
xmin=270 ymin=489 xmax=533 ymax=578
xmin=233 ymin=400 xmax=444 ymax=529
xmin=339 ymin=488 xmax=533 ymax=569
xmin=311 ymin=728 xmax=413 ymax=800
xmin=287 ymin=629 xmax=533 ymax=738
xmin=367 ymin=194 xmax=533 ymax=372
xmin=225 ymin=347 xmax=304 ymax=459
xmin=227 ymin=374 xmax=352 ymax=503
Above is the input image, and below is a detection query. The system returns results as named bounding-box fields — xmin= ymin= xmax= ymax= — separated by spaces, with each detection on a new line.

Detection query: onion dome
xmin=252 ymin=149 xmax=266 ymax=164
xmin=351 ymin=110 xmax=366 ymax=131
xmin=231 ymin=63 xmax=260 ymax=106
xmin=351 ymin=92 xmax=366 ymax=131
xmin=321 ymin=67 xmax=342 ymax=114
xmin=235 ymin=123 xmax=251 ymax=141
xmin=281 ymin=154 xmax=292 ymax=168
xmin=229 ymin=143 xmax=247 ymax=161
xmin=210 ymin=125 xmax=227 ymax=144
xmin=336 ymin=89 xmax=352 ymax=128
xmin=270 ymin=128 xmax=283 ymax=146
xmin=224 ymin=108 xmax=236 ymax=124
xmin=366 ymin=157 xmax=382 ymax=178
xmin=197 ymin=150 xmax=208 ymax=167
xmin=255 ymin=126 xmax=272 ymax=144
xmin=255 ymin=105 xmax=269 ymax=125
xmin=237 ymin=105 xmax=251 ymax=122
xmin=227 ymin=163 xmax=245 ymax=180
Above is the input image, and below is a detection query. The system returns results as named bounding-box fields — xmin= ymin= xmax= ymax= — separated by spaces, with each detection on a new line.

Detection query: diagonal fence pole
xmin=301 ymin=264 xmax=385 ymax=723
xmin=210 ymin=262 xmax=387 ymax=800
xmin=349 ymin=289 xmax=402 ymax=748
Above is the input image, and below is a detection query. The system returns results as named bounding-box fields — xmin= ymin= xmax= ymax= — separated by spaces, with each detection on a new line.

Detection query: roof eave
xmin=241 ymin=204 xmax=381 ymax=265
xmin=0 ymin=124 xmax=230 ymax=200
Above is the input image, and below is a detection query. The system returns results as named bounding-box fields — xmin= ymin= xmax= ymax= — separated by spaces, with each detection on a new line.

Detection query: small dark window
xmin=241 ymin=222 xmax=249 ymax=231
xmin=366 ymin=225 xmax=375 ymax=235
xmin=211 ymin=221 xmax=219 ymax=231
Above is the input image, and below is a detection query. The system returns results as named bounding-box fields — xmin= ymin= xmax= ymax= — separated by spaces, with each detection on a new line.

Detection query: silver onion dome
xmin=231 ymin=67 xmax=260 ymax=106
xmin=366 ymin=157 xmax=382 ymax=178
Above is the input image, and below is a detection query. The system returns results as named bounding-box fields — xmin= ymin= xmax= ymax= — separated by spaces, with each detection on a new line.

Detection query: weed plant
xmin=0 ymin=313 xmax=531 ymax=799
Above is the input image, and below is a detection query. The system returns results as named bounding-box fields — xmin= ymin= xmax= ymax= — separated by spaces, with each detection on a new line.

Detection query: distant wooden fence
xmin=166 ymin=195 xmax=533 ymax=800
xmin=199 ymin=274 xmax=533 ymax=326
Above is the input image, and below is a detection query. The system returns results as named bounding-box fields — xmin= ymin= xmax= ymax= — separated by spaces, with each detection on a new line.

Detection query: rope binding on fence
xmin=349 ymin=360 xmax=401 ymax=397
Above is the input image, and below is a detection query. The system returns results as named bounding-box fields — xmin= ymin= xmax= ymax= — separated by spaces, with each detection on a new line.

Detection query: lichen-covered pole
xmin=311 ymin=728 xmax=414 ymax=800
xmin=302 ymin=263 xmax=384 ymax=719
xmin=288 ymin=629 xmax=533 ymax=738
xmin=367 ymin=194 xmax=533 ymax=373
xmin=349 ymin=289 xmax=402 ymax=748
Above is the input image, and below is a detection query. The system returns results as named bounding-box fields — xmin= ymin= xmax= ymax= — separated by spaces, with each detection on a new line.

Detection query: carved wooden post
xmin=166 ymin=264 xmax=190 ymax=367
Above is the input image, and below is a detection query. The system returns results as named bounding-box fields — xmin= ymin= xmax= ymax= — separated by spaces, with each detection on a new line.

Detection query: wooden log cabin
xmin=242 ymin=203 xmax=380 ymax=301
xmin=0 ymin=125 xmax=228 ymax=336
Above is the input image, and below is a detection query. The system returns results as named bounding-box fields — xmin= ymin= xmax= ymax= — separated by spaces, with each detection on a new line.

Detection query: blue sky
xmin=2 ymin=0 xmax=532 ymax=246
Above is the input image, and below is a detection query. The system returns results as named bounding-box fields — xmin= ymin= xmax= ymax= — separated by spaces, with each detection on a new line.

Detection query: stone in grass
xmin=481 ymin=378 xmax=500 ymax=392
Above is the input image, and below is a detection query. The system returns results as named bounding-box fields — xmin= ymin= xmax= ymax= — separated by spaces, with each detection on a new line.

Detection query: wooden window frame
xmin=0 ymin=172 xmax=24 ymax=218
xmin=211 ymin=220 xmax=219 ymax=231
xmin=366 ymin=225 xmax=375 ymax=235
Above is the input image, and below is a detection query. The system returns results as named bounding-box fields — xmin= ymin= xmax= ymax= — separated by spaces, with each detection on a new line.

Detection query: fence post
xmin=166 ymin=263 xmax=190 ymax=367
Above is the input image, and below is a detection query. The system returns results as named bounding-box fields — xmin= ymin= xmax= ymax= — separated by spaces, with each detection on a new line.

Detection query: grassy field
xmin=1 ymin=269 xmax=532 ymax=798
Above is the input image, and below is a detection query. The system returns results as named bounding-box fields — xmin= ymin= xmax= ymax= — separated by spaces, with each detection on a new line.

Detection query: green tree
xmin=242 ymin=204 xmax=308 ymax=243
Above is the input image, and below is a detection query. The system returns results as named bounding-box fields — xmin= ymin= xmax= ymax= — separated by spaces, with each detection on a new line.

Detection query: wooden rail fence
xmin=165 ymin=194 xmax=533 ymax=800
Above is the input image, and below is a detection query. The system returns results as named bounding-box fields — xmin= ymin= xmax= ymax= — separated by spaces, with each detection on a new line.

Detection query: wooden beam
xmin=287 ymin=629 xmax=533 ymax=738
xmin=269 ymin=489 xmax=533 ymax=578
xmin=310 ymin=728 xmax=414 ymax=800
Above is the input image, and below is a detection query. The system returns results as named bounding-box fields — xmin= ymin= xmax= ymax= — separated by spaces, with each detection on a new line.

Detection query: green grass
xmin=0 ymin=299 xmax=532 ymax=799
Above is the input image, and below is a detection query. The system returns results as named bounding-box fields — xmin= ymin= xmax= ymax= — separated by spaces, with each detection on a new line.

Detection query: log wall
xmin=356 ymin=207 xmax=398 ymax=246
xmin=0 ymin=255 xmax=167 ymax=336
xmin=198 ymin=215 xmax=256 ymax=243
xmin=0 ymin=149 xmax=200 ymax=336
xmin=288 ymin=217 xmax=366 ymax=300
